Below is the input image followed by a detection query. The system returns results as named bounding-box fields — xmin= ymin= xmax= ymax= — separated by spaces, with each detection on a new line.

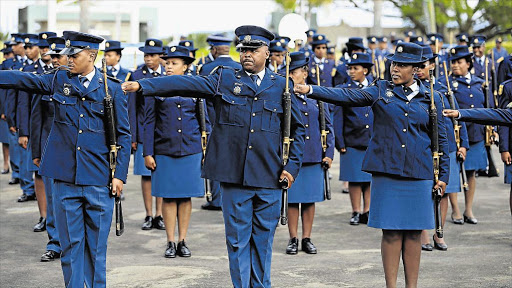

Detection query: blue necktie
xmin=250 ymin=74 xmax=259 ymax=86
xmin=79 ymin=76 xmax=88 ymax=87
xmin=111 ymin=67 xmax=117 ymax=72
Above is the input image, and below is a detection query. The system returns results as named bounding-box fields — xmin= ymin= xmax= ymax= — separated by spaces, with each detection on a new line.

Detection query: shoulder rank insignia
xmin=499 ymin=84 xmax=504 ymax=96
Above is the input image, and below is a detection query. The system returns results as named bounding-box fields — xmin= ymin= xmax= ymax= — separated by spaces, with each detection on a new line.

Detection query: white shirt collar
xmin=83 ymin=68 xmax=95 ymax=81
xmin=478 ymin=55 xmax=485 ymax=63
xmin=355 ymin=78 xmax=369 ymax=87
xmin=39 ymin=59 xmax=52 ymax=69
xmin=465 ymin=72 xmax=472 ymax=83
xmin=314 ymin=56 xmax=325 ymax=64
xmin=245 ymin=69 xmax=266 ymax=86
xmin=147 ymin=65 xmax=162 ymax=75
xmin=404 ymin=81 xmax=419 ymax=101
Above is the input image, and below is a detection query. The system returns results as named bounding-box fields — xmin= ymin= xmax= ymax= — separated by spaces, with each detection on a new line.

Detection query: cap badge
xmin=65 ymin=40 xmax=71 ymax=48
xmin=498 ymin=37 xmax=502 ymax=42
xmin=372 ymin=37 xmax=376 ymax=42
xmin=383 ymin=37 xmax=387 ymax=42
xmin=308 ymin=31 xmax=314 ymax=36
xmin=431 ymin=36 xmax=435 ymax=41
xmin=451 ymin=48 xmax=456 ymax=54
xmin=397 ymin=46 xmax=403 ymax=53
xmin=418 ymin=37 xmax=423 ymax=42
xmin=276 ymin=42 xmax=281 ymax=46
xmin=353 ymin=54 xmax=358 ymax=59
xmin=170 ymin=46 xmax=176 ymax=52
xmin=24 ymin=38 xmax=29 ymax=43
xmin=51 ymin=43 xmax=56 ymax=50
xmin=184 ymin=42 xmax=190 ymax=47
xmin=42 ymin=34 xmax=48 ymax=39
xmin=318 ymin=35 xmax=324 ymax=40
xmin=408 ymin=31 xmax=413 ymax=36
xmin=474 ymin=39 xmax=478 ymax=44
xmin=280 ymin=39 xmax=286 ymax=43
xmin=149 ymin=40 xmax=155 ymax=46
xmin=244 ymin=35 xmax=251 ymax=42
xmin=11 ymin=37 xmax=15 ymax=41
xmin=105 ymin=42 xmax=110 ymax=48
xmin=233 ymin=85 xmax=241 ymax=95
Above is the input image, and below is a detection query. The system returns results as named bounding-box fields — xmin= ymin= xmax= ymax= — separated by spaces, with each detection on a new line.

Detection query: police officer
xmin=285 ymin=51 xmax=334 ymax=255
xmin=376 ymin=36 xmax=391 ymax=58
xmin=444 ymin=45 xmax=490 ymax=224
xmin=31 ymin=35 xmax=66 ymax=262
xmin=0 ymin=41 xmax=15 ymax=174
xmin=333 ymin=52 xmax=374 ymax=225
xmin=301 ymin=28 xmax=317 ymax=56
xmin=267 ymin=39 xmax=286 ymax=73
xmin=123 ymin=25 xmax=305 ymax=288
xmin=294 ymin=42 xmax=449 ymax=288
xmin=307 ymin=34 xmax=336 ymax=87
xmin=129 ymin=38 xmax=166 ymax=230
xmin=327 ymin=46 xmax=336 ymax=62
xmin=144 ymin=46 xmax=211 ymax=258
xmin=0 ymin=30 xmax=131 ymax=288
xmin=427 ymin=33 xmax=448 ymax=78
xmin=471 ymin=35 xmax=491 ymax=81
xmin=417 ymin=45 xmax=469 ymax=251
xmin=456 ymin=33 xmax=469 ymax=46
xmin=492 ymin=37 xmax=509 ymax=68
xmin=199 ymin=35 xmax=241 ymax=211
xmin=334 ymin=37 xmax=367 ymax=86
xmin=197 ymin=33 xmax=224 ymax=66
xmin=18 ymin=32 xmax=57 ymax=233
xmin=179 ymin=40 xmax=198 ymax=74
xmin=103 ymin=40 xmax=131 ymax=82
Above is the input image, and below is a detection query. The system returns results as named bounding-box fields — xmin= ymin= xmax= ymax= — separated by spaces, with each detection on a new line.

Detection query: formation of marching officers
xmin=1 ymin=25 xmax=511 ymax=288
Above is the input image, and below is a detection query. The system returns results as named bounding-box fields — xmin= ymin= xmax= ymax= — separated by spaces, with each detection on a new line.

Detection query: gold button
xmin=254 ymin=97 xmax=258 ymax=101
xmin=63 ymin=100 xmax=65 ymax=104
xmin=303 ymin=102 xmax=307 ymax=105
xmin=178 ymin=117 xmax=182 ymax=121
xmin=365 ymin=125 xmax=369 ymax=128
xmin=232 ymin=101 xmax=235 ymax=103
xmin=404 ymin=113 xmax=408 ymax=116
xmin=77 ymin=147 xmax=81 ymax=150
xmin=248 ymin=145 xmax=252 ymax=149
xmin=468 ymin=86 xmax=471 ymax=88
xmin=365 ymin=114 xmax=368 ymax=117
xmin=401 ymin=144 xmax=405 ymax=148
xmin=178 ymin=129 xmax=182 ymax=133
xmin=469 ymin=94 xmax=473 ymax=97
xmin=470 ymin=104 xmax=474 ymax=108
xmin=252 ymin=113 xmax=256 ymax=117
xmin=177 ymin=105 xmax=181 ymax=108
xmin=403 ymin=129 xmax=407 ymax=132
xmin=304 ymin=112 xmax=308 ymax=116
xmin=81 ymin=97 xmax=85 ymax=101
xmin=306 ymin=136 xmax=310 ymax=140
xmin=250 ymin=129 xmax=254 ymax=133
xmin=49 ymin=99 xmax=53 ymax=101
xmin=305 ymin=124 xmax=309 ymax=128
xmin=79 ymin=130 xmax=83 ymax=134
xmin=406 ymin=101 xmax=410 ymax=104
xmin=80 ymin=114 xmax=84 ymax=117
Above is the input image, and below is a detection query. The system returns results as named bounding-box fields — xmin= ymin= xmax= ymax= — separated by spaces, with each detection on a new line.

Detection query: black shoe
xmin=33 ymin=217 xmax=46 ymax=232
xmin=451 ymin=214 xmax=464 ymax=225
xmin=177 ymin=240 xmax=191 ymax=257
xmin=421 ymin=243 xmax=433 ymax=251
xmin=359 ymin=211 xmax=369 ymax=224
xmin=141 ymin=216 xmax=153 ymax=230
xmin=463 ymin=214 xmax=478 ymax=224
xmin=201 ymin=203 xmax=222 ymax=211
xmin=301 ymin=238 xmax=317 ymax=254
xmin=41 ymin=250 xmax=60 ymax=262
xmin=9 ymin=178 xmax=19 ymax=185
xmin=342 ymin=188 xmax=349 ymax=194
xmin=433 ymin=235 xmax=448 ymax=251
xmin=153 ymin=215 xmax=166 ymax=230
xmin=350 ymin=212 xmax=360 ymax=225
xmin=286 ymin=237 xmax=298 ymax=255
xmin=1 ymin=168 xmax=9 ymax=174
xmin=165 ymin=242 xmax=176 ymax=258
xmin=18 ymin=193 xmax=36 ymax=202
xmin=120 ymin=193 xmax=125 ymax=201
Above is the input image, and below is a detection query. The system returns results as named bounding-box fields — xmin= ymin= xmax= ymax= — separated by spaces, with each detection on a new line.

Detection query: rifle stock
xmin=429 ymin=69 xmax=443 ymax=239
xmin=280 ymin=51 xmax=292 ymax=225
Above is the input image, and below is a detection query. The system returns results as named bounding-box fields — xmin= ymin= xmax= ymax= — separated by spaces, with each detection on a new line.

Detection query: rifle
xmin=194 ymin=62 xmax=211 ymax=201
xmin=483 ymin=58 xmax=500 ymax=177
xmin=429 ymin=69 xmax=443 ymax=239
xmin=491 ymin=50 xmax=499 ymax=107
xmin=434 ymin=38 xmax=440 ymax=80
xmin=443 ymin=62 xmax=468 ymax=192
xmin=315 ymin=64 xmax=331 ymax=200
xmin=102 ymin=58 xmax=124 ymax=236
xmin=371 ymin=50 xmax=376 ymax=78
xmin=280 ymin=51 xmax=292 ymax=226
xmin=273 ymin=60 xmax=278 ymax=73
xmin=373 ymin=58 xmax=381 ymax=80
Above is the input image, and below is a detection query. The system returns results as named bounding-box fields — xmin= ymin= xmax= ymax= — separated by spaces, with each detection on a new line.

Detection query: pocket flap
xmin=263 ymin=100 xmax=283 ymax=113
xmin=221 ymin=94 xmax=247 ymax=105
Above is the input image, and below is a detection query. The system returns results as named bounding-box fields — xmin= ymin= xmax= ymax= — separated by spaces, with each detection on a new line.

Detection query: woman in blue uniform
xmin=333 ymin=52 xmax=373 ymax=225
xmin=294 ymin=42 xmax=449 ymax=288
xmin=445 ymin=45 xmax=489 ymax=224
xmin=285 ymin=52 xmax=334 ymax=255
xmin=417 ymin=45 xmax=469 ymax=251
xmin=143 ymin=46 xmax=210 ymax=258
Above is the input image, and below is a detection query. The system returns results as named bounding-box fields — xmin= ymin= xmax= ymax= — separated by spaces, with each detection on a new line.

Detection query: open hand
xmin=121 ymin=81 xmax=140 ymax=93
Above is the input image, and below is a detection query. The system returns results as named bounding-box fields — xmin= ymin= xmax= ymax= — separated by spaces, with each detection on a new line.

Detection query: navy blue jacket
xmin=199 ymin=57 xmax=242 ymax=124
xmin=333 ymin=79 xmax=373 ymax=150
xmin=307 ymin=57 xmax=336 ymax=87
xmin=497 ymin=55 xmax=512 ymax=85
xmin=128 ymin=64 xmax=165 ymax=143
xmin=107 ymin=66 xmax=131 ymax=82
xmin=309 ymin=80 xmax=450 ymax=184
xmin=0 ymin=58 xmax=15 ymax=121
xmin=143 ymin=96 xmax=211 ymax=157
xmin=5 ymin=58 xmax=25 ymax=128
xmin=472 ymin=56 xmax=492 ymax=81
xmin=0 ymin=68 xmax=131 ymax=186
xmin=459 ymin=108 xmax=512 ymax=127
xmin=498 ymin=79 xmax=512 ymax=153
xmin=138 ymin=67 xmax=305 ymax=189
xmin=443 ymin=74 xmax=491 ymax=143
xmin=333 ymin=61 xmax=349 ymax=86
xmin=297 ymin=94 xmax=335 ymax=163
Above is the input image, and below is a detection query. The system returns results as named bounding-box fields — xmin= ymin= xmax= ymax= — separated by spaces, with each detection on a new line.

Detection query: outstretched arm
xmin=444 ymin=108 xmax=512 ymax=126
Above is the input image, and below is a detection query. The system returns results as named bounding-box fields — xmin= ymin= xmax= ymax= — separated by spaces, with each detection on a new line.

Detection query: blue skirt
xmin=465 ymin=141 xmax=487 ymax=171
xmin=504 ymin=164 xmax=512 ymax=184
xmin=133 ymin=144 xmax=151 ymax=176
xmin=151 ymin=153 xmax=204 ymax=198
xmin=339 ymin=147 xmax=371 ymax=182
xmin=368 ymin=174 xmax=434 ymax=230
xmin=446 ymin=151 xmax=461 ymax=193
xmin=0 ymin=119 xmax=8 ymax=143
xmin=289 ymin=163 xmax=324 ymax=203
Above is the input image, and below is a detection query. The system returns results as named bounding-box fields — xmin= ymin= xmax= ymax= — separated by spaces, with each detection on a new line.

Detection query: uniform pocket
xmin=261 ymin=100 xmax=283 ymax=133
xmin=89 ymin=102 xmax=105 ymax=132
xmin=217 ymin=94 xmax=247 ymax=127
xmin=52 ymin=93 xmax=77 ymax=125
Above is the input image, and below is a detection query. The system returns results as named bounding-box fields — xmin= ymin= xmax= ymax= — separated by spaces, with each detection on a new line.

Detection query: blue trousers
xmin=7 ymin=130 xmax=20 ymax=179
xmin=221 ymin=183 xmax=281 ymax=288
xmin=53 ymin=181 xmax=114 ymax=288
xmin=206 ymin=180 xmax=222 ymax=207
xmin=18 ymin=142 xmax=34 ymax=196
xmin=43 ymin=176 xmax=60 ymax=253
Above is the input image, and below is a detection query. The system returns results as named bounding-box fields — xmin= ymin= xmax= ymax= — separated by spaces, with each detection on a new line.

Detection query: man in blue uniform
xmin=123 ymin=25 xmax=305 ymax=288
xmin=267 ymin=39 xmax=286 ymax=74
xmin=471 ymin=35 xmax=491 ymax=81
xmin=103 ymin=40 xmax=131 ymax=82
xmin=456 ymin=33 xmax=470 ymax=46
xmin=0 ymin=31 xmax=131 ymax=287
xmin=307 ymin=34 xmax=337 ymax=87
xmin=199 ymin=34 xmax=242 ymax=211
xmin=335 ymin=37 xmax=367 ymax=86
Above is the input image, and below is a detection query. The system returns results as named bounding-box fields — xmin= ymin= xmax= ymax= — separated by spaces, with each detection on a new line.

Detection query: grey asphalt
xmin=0 ymin=149 xmax=511 ymax=288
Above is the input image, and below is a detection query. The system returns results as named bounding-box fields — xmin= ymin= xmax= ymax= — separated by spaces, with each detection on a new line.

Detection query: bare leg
xmin=177 ymin=198 xmax=192 ymax=241
xmin=300 ymin=203 xmax=315 ymax=239
xmin=381 ymin=230 xmax=403 ymax=288
xmin=162 ymin=199 xmax=177 ymax=242
xmin=362 ymin=183 xmax=371 ymax=213
xmin=287 ymin=203 xmax=300 ymax=239
xmin=34 ymin=173 xmax=46 ymax=218
xmin=349 ymin=183 xmax=362 ymax=213
xmin=402 ymin=230 xmax=422 ymax=288
xmin=420 ymin=230 xmax=430 ymax=246
xmin=2 ymin=143 xmax=9 ymax=171
xmin=448 ymin=193 xmax=462 ymax=219
xmin=141 ymin=176 xmax=152 ymax=216
xmin=464 ymin=170 xmax=476 ymax=218
xmin=156 ymin=197 xmax=163 ymax=217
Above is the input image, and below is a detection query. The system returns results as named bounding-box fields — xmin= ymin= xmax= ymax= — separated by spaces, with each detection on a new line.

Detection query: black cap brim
xmin=60 ymin=47 xmax=84 ymax=56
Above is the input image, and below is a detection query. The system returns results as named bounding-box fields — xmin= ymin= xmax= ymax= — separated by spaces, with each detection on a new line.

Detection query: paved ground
xmin=0 ymin=149 xmax=511 ymax=288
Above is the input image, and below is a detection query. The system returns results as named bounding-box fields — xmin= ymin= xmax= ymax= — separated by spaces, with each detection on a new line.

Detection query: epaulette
xmin=107 ymin=75 xmax=122 ymax=83
xmin=43 ymin=66 xmax=60 ymax=75
xmin=499 ymin=84 xmax=504 ymax=96
xmin=497 ymin=56 xmax=504 ymax=64
xmin=209 ymin=65 xmax=237 ymax=75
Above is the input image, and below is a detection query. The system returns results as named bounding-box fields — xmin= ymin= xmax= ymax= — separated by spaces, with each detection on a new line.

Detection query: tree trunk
xmin=79 ymin=0 xmax=89 ymax=33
